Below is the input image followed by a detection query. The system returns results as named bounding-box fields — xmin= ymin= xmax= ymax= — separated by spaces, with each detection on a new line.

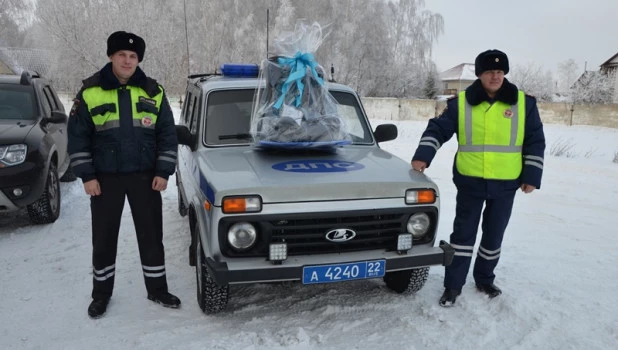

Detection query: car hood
xmin=196 ymin=146 xmax=437 ymax=204
xmin=0 ymin=120 xmax=36 ymax=144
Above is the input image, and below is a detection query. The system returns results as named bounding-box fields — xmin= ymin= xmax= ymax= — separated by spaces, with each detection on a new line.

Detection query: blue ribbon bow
xmin=273 ymin=51 xmax=324 ymax=111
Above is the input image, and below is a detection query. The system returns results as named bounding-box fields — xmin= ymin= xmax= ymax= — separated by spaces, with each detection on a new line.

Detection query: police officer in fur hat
xmin=411 ymin=49 xmax=546 ymax=307
xmin=68 ymin=31 xmax=180 ymax=318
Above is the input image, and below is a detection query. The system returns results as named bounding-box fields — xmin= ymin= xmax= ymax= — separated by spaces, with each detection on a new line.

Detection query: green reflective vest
xmin=82 ymin=85 xmax=163 ymax=132
xmin=456 ymin=90 xmax=525 ymax=179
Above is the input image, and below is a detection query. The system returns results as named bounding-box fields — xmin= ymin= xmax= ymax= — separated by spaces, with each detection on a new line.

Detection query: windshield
xmin=0 ymin=84 xmax=36 ymax=120
xmin=204 ymin=88 xmax=373 ymax=146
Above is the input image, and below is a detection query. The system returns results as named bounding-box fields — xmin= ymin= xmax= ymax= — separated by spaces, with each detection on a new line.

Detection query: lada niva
xmin=175 ymin=64 xmax=453 ymax=313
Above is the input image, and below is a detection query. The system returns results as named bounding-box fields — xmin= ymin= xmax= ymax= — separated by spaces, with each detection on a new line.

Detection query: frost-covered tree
xmin=557 ymin=59 xmax=579 ymax=95
xmin=25 ymin=0 xmax=443 ymax=97
xmin=571 ymin=71 xmax=615 ymax=104
xmin=0 ymin=0 xmax=36 ymax=46
xmin=509 ymin=62 xmax=554 ymax=102
xmin=422 ymin=62 xmax=440 ymax=99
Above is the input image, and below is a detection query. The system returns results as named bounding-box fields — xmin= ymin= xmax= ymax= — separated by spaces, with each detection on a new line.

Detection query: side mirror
xmin=374 ymin=124 xmax=398 ymax=143
xmin=42 ymin=111 xmax=68 ymax=126
xmin=176 ymin=125 xmax=196 ymax=151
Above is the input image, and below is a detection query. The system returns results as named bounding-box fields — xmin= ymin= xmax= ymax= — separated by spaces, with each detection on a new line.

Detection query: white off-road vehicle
xmin=175 ymin=64 xmax=454 ymax=314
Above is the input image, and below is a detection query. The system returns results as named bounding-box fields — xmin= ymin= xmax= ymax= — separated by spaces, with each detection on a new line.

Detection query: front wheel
xmin=383 ymin=267 xmax=429 ymax=294
xmin=27 ymin=162 xmax=61 ymax=224
xmin=196 ymin=235 xmax=229 ymax=314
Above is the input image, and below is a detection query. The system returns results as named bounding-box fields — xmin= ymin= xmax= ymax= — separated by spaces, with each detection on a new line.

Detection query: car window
xmin=0 ymin=84 xmax=36 ymax=120
xmin=42 ymin=86 xmax=62 ymax=111
xmin=38 ymin=86 xmax=52 ymax=117
xmin=203 ymin=89 xmax=372 ymax=146
xmin=205 ymin=89 xmax=254 ymax=146
xmin=329 ymin=91 xmax=373 ymax=144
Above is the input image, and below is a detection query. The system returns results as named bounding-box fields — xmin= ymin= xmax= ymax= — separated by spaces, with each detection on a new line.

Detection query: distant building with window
xmin=439 ymin=63 xmax=476 ymax=96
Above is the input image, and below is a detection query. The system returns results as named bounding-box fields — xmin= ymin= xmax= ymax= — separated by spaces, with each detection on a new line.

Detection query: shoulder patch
xmin=70 ymin=99 xmax=80 ymax=116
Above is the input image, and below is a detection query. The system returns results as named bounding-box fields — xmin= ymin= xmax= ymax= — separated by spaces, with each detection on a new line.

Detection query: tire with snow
xmin=27 ymin=162 xmax=61 ymax=224
xmin=59 ymin=164 xmax=77 ymax=182
xmin=196 ymin=233 xmax=229 ymax=314
xmin=383 ymin=267 xmax=429 ymax=294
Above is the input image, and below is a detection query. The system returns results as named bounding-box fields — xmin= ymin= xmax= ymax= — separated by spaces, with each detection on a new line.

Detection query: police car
xmin=174 ymin=64 xmax=454 ymax=314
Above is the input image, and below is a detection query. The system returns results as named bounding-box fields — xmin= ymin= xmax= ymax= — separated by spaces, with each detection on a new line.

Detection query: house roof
xmin=600 ymin=52 xmax=618 ymax=68
xmin=0 ymin=47 xmax=52 ymax=76
xmin=440 ymin=63 xmax=477 ymax=81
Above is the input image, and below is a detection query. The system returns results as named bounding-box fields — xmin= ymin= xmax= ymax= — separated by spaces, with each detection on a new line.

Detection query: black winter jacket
xmin=67 ymin=63 xmax=178 ymax=182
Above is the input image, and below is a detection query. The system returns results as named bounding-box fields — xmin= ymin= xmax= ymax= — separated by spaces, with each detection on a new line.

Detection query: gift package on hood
xmin=251 ymin=21 xmax=351 ymax=149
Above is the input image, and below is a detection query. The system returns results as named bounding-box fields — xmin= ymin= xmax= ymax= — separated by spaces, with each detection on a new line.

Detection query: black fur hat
xmin=106 ymin=31 xmax=145 ymax=62
xmin=475 ymin=49 xmax=509 ymax=76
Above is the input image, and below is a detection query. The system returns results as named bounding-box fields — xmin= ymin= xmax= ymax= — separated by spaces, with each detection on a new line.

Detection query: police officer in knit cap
xmin=68 ymin=31 xmax=180 ymax=318
xmin=411 ymin=49 xmax=546 ymax=307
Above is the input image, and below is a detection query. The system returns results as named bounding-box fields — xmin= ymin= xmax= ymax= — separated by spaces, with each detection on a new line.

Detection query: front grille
xmin=269 ymin=213 xmax=404 ymax=254
xmin=219 ymin=207 xmax=438 ymax=257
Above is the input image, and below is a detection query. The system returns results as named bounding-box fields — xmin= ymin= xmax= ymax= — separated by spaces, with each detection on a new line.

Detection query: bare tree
xmin=0 ymin=0 xmax=36 ymax=46
xmin=509 ymin=62 xmax=554 ymax=102
xmin=26 ymin=0 xmax=443 ymax=97
xmin=557 ymin=58 xmax=579 ymax=95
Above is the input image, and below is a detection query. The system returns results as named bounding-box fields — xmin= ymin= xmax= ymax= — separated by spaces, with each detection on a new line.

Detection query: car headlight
xmin=0 ymin=144 xmax=27 ymax=167
xmin=227 ymin=222 xmax=257 ymax=251
xmin=406 ymin=212 xmax=431 ymax=238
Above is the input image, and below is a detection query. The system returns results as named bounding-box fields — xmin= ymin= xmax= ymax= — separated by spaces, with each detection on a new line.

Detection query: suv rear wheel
xmin=27 ymin=162 xmax=60 ymax=224
xmin=383 ymin=267 xmax=429 ymax=294
xmin=196 ymin=232 xmax=229 ymax=314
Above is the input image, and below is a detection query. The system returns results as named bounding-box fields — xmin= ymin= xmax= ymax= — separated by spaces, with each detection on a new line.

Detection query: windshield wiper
xmin=219 ymin=133 xmax=253 ymax=140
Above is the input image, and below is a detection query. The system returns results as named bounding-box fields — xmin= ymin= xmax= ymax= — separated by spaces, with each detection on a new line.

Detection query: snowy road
xmin=1 ymin=120 xmax=617 ymax=350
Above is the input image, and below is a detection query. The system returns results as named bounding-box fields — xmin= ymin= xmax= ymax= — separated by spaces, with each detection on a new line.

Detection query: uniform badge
xmin=503 ymin=109 xmax=513 ymax=118
xmin=70 ymin=99 xmax=80 ymax=116
xmin=142 ymin=116 xmax=153 ymax=126
xmin=139 ymin=96 xmax=157 ymax=106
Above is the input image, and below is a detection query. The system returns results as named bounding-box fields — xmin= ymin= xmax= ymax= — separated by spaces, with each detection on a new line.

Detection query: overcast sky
xmin=425 ymin=0 xmax=618 ymax=76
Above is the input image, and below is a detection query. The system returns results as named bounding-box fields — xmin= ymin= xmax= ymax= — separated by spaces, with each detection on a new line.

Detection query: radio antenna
xmin=266 ymin=9 xmax=270 ymax=59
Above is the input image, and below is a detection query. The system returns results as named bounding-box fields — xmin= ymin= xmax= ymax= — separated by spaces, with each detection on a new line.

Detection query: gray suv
xmin=175 ymin=65 xmax=454 ymax=314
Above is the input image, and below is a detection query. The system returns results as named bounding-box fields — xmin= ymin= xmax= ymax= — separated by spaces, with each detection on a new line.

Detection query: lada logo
xmin=325 ymin=228 xmax=357 ymax=242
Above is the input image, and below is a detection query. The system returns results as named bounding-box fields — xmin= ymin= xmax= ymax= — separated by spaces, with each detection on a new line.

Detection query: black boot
xmin=88 ymin=298 xmax=110 ymax=319
xmin=439 ymin=288 xmax=461 ymax=307
xmin=147 ymin=292 xmax=181 ymax=308
xmin=476 ymin=283 xmax=502 ymax=298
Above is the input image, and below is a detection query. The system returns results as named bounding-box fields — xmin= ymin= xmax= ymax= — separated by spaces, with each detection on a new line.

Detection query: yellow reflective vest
xmin=456 ymin=90 xmax=525 ymax=179
xmin=81 ymin=86 xmax=163 ymax=132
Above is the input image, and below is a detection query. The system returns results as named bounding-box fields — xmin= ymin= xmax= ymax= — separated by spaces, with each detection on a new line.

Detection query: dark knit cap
xmin=106 ymin=31 xmax=146 ymax=62
xmin=475 ymin=49 xmax=509 ymax=76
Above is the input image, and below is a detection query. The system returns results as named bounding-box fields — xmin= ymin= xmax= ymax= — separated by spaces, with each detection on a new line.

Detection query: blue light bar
xmin=220 ymin=64 xmax=259 ymax=77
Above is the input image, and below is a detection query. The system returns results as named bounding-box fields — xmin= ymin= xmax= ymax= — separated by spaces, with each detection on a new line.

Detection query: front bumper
xmin=206 ymin=240 xmax=454 ymax=286
xmin=0 ymin=160 xmax=46 ymax=212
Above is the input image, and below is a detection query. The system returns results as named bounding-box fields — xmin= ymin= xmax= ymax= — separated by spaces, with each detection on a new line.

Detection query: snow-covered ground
xmin=1 ymin=103 xmax=617 ymax=349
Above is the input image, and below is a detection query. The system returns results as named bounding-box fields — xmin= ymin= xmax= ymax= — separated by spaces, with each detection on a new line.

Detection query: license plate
xmin=302 ymin=260 xmax=386 ymax=284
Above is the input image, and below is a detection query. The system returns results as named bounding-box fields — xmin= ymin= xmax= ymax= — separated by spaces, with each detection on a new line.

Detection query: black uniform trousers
xmin=444 ymin=189 xmax=516 ymax=290
xmin=90 ymin=172 xmax=168 ymax=300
